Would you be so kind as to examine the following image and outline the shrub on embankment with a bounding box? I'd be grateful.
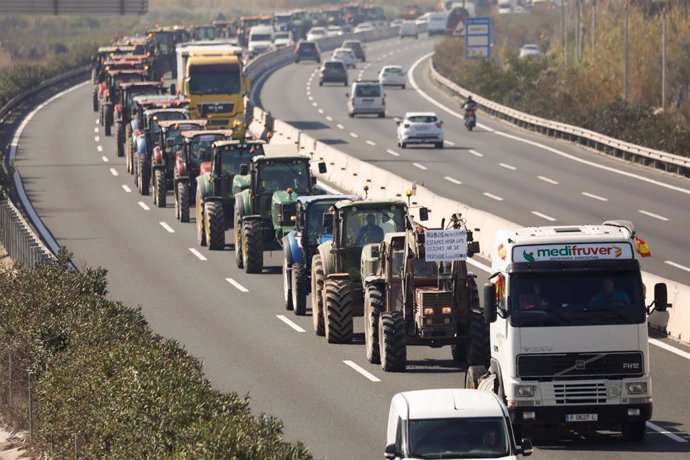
[0,251,311,459]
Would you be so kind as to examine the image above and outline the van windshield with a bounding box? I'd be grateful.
[355,85,381,97]
[251,34,272,42]
[409,417,510,459]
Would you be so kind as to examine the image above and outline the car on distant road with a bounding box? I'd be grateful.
[342,39,366,61]
[306,27,327,41]
[519,43,542,59]
[331,48,357,69]
[378,65,406,88]
[347,80,385,118]
[399,20,419,39]
[319,60,348,86]
[354,22,374,34]
[274,30,294,48]
[294,40,321,63]
[390,18,404,28]
[396,111,444,148]
[326,25,344,37]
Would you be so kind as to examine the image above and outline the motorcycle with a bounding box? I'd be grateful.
[464,108,476,131]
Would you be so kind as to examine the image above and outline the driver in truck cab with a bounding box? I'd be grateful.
[589,277,631,307]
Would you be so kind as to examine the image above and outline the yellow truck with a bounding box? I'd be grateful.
[176,42,250,133]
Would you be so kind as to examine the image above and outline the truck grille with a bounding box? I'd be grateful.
[543,383,608,405]
[517,352,643,380]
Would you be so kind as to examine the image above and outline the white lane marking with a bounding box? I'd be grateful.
[532,211,557,221]
[638,209,669,221]
[94,136,100,142]
[318,108,324,114]
[664,260,690,273]
[95,118,99,124]
[138,201,150,211]
[582,192,608,202]
[343,360,381,383]
[408,52,690,197]
[413,162,428,170]
[307,90,311,96]
[94,127,99,133]
[326,116,333,121]
[350,132,359,138]
[649,338,690,360]
[387,149,400,157]
[444,140,456,146]
[97,145,103,152]
[499,163,517,171]
[483,192,503,201]
[469,149,484,157]
[444,176,462,185]
[160,222,175,233]
[277,315,305,332]
[189,248,207,261]
[538,175,559,184]
[337,123,344,130]
[121,185,131,193]
[109,168,118,176]
[646,421,688,443]
[308,95,313,101]
[101,156,109,162]
[366,140,376,146]
[226,278,249,293]
[312,102,318,107]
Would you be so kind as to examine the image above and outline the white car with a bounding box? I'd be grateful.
[326,25,344,37]
[519,44,542,59]
[396,112,444,149]
[273,31,294,48]
[331,48,356,69]
[390,18,404,28]
[306,27,327,41]
[378,65,406,88]
[399,20,419,39]
[354,22,374,34]
[386,389,533,460]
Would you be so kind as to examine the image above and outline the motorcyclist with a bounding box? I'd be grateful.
[462,96,478,121]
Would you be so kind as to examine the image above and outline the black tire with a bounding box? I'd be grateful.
[137,156,150,196]
[622,422,646,441]
[196,189,206,246]
[378,112,385,118]
[99,103,104,126]
[242,219,263,273]
[401,84,406,89]
[318,81,323,86]
[379,311,406,372]
[465,365,487,389]
[435,142,444,149]
[234,205,243,269]
[178,182,190,223]
[364,285,384,364]
[92,87,98,112]
[125,125,133,172]
[154,170,166,207]
[467,284,491,366]
[324,278,354,344]
[292,264,308,316]
[282,243,293,311]
[104,105,113,136]
[311,254,325,336]
[115,122,124,158]
[206,201,225,250]
[344,81,348,87]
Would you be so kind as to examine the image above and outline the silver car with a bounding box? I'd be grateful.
[396,112,444,149]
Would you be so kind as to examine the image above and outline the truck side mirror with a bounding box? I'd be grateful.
[311,176,317,186]
[521,438,533,457]
[170,83,176,95]
[239,163,249,175]
[322,213,334,234]
[418,207,429,221]
[483,283,498,323]
[652,283,668,313]
[468,241,480,257]
[384,443,400,460]
[318,161,327,174]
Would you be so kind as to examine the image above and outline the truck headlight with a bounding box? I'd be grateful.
[423,307,434,315]
[441,306,452,314]
[625,382,647,395]
[515,385,535,397]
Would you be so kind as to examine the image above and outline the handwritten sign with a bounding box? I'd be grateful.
[424,230,467,262]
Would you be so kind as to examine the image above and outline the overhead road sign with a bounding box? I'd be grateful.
[0,0,148,15]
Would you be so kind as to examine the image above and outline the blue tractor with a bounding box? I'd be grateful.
[282,195,357,316]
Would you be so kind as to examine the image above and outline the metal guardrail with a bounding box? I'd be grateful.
[429,61,690,178]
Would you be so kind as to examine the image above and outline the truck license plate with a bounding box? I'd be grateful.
[566,414,598,422]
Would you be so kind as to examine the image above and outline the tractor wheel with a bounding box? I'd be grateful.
[178,182,190,223]
[104,105,113,136]
[364,285,384,364]
[282,243,293,311]
[292,264,308,316]
[125,125,133,172]
[234,206,243,269]
[99,103,104,126]
[195,189,206,246]
[379,311,406,372]
[137,157,150,196]
[205,201,225,250]
[324,278,354,344]
[311,254,325,336]
[465,365,487,390]
[154,170,166,207]
[467,284,490,366]
[92,87,98,112]
[115,122,124,158]
[242,219,263,273]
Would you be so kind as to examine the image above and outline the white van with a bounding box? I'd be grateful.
[248,25,274,57]
[399,20,419,39]
[428,12,448,36]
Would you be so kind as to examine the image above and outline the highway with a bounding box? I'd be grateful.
[10,35,690,458]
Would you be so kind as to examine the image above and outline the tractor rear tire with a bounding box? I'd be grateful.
[292,264,308,316]
[196,190,206,246]
[115,122,124,158]
[234,206,243,269]
[364,285,384,364]
[104,105,113,136]
[178,182,190,223]
[92,87,98,112]
[137,156,150,196]
[154,170,166,207]
[282,244,293,311]
[242,220,263,273]
[99,103,104,126]
[206,201,225,250]
[125,124,133,172]
[379,311,406,372]
[467,283,490,367]
[324,279,354,344]
[311,254,325,336]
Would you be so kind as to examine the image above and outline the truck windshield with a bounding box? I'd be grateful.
[509,270,645,327]
[408,417,510,459]
[257,160,310,195]
[342,206,405,247]
[189,64,241,95]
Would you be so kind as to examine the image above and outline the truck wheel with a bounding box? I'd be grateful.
[154,170,166,207]
[623,422,646,441]
[465,365,487,389]
[195,190,206,246]
[364,286,383,364]
[324,278,354,344]
[311,254,325,336]
[234,206,243,269]
[292,264,308,316]
[92,87,98,112]
[282,243,293,311]
[379,311,406,372]
[104,105,113,136]
[178,182,190,223]
[206,201,225,250]
[242,219,263,273]
[115,122,124,158]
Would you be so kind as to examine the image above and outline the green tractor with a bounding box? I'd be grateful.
[310,199,409,342]
[233,154,327,274]
[195,139,265,249]
[361,213,489,372]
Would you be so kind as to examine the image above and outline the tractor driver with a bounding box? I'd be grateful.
[356,213,384,246]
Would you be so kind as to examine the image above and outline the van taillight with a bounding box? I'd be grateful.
[351,98,355,106]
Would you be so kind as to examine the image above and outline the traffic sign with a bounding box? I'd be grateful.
[465,17,492,60]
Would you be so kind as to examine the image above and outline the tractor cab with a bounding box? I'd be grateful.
[117,81,166,123]
[101,69,149,103]
[156,119,207,161]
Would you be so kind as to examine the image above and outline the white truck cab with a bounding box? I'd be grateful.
[472,221,667,441]
[386,389,532,459]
